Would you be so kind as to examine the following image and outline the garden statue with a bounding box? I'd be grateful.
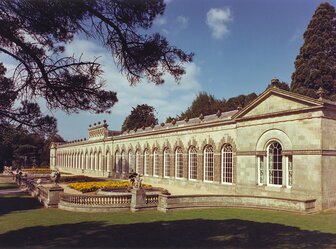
[135,174,142,189]
[128,169,138,188]
[51,169,61,185]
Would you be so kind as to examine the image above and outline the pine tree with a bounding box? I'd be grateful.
[291,2,336,99]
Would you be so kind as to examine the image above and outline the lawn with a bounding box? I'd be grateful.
[0,181,336,248]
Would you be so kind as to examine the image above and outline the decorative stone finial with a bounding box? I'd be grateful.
[142,126,145,130]
[216,110,221,118]
[185,117,189,122]
[103,120,106,123]
[160,122,165,127]
[89,124,91,127]
[151,123,155,129]
[199,113,204,120]
[316,87,326,100]
[134,127,138,132]
[98,121,101,125]
[237,105,242,111]
[94,123,96,126]
[271,77,280,87]
[172,119,176,125]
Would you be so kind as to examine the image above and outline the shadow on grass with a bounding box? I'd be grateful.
[0,219,335,248]
[0,183,17,190]
[0,194,42,215]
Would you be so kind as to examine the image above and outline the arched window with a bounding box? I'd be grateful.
[115,151,121,173]
[121,151,126,173]
[222,144,233,183]
[175,147,183,178]
[106,151,110,172]
[204,145,214,182]
[188,146,197,180]
[98,151,102,171]
[90,152,93,170]
[163,148,170,178]
[135,150,140,173]
[144,149,149,176]
[85,152,89,170]
[153,148,159,176]
[267,141,283,185]
[128,151,134,173]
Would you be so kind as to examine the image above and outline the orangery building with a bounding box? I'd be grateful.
[50,87,336,211]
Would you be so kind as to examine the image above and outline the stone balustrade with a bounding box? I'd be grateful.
[157,194,317,213]
[60,193,131,206]
[59,193,132,212]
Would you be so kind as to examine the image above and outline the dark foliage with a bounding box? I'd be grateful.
[174,91,257,121]
[291,2,336,100]
[121,104,158,132]
[0,124,64,171]
[0,0,193,131]
[267,79,290,91]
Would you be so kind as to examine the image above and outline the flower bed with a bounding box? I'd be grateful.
[22,168,52,174]
[60,175,106,183]
[68,180,152,193]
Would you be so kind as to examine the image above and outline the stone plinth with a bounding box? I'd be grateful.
[47,185,64,208]
[130,188,147,212]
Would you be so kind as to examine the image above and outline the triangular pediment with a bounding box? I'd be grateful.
[233,87,323,119]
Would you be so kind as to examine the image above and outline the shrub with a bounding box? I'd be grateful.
[68,180,151,193]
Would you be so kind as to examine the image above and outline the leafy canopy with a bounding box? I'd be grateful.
[0,0,193,133]
[168,91,258,122]
[291,2,336,99]
[121,104,158,132]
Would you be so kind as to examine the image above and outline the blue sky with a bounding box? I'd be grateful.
[3,0,336,140]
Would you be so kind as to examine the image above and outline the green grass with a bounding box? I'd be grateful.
[0,182,17,190]
[0,181,336,248]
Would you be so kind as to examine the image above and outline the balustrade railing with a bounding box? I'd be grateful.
[146,194,159,205]
[60,193,132,206]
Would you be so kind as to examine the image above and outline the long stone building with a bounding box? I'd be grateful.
[50,86,336,211]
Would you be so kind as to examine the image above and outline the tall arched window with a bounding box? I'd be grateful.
[144,149,149,176]
[90,152,93,170]
[204,145,214,182]
[106,151,110,172]
[128,151,134,172]
[267,141,283,185]
[163,148,170,178]
[153,148,159,176]
[222,144,233,183]
[188,146,197,180]
[135,150,140,173]
[94,151,98,170]
[98,151,102,171]
[115,151,121,173]
[121,151,126,173]
[175,147,183,178]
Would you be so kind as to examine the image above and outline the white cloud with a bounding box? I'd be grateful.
[154,16,167,26]
[289,29,302,42]
[177,16,189,29]
[57,38,202,138]
[206,7,233,39]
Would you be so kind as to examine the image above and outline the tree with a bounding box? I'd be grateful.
[121,104,158,132]
[177,92,222,120]
[0,0,193,132]
[0,124,64,170]
[174,91,257,121]
[291,2,336,100]
[266,79,290,91]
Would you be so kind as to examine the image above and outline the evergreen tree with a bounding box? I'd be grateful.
[0,0,193,132]
[291,2,336,99]
[121,104,158,132]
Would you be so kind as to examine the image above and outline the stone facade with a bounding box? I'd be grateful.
[50,87,336,211]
